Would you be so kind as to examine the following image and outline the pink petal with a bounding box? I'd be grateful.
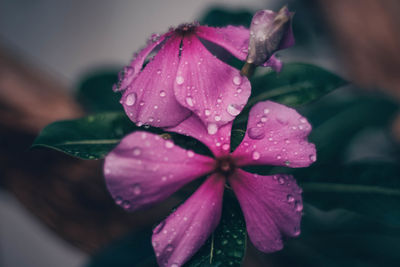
[232,101,316,168]
[167,114,233,157]
[121,35,191,127]
[174,35,251,128]
[229,169,302,253]
[116,31,172,92]
[196,25,250,61]
[104,131,215,212]
[152,174,225,267]
[262,55,283,72]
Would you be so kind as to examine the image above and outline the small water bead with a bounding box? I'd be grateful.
[159,90,166,97]
[295,201,303,212]
[187,150,195,158]
[214,115,222,121]
[278,176,285,185]
[233,75,242,85]
[285,160,291,166]
[287,194,295,203]
[161,176,167,182]
[125,93,137,106]
[166,244,174,252]
[276,154,282,160]
[293,227,301,236]
[309,154,317,162]
[115,196,123,205]
[207,123,218,135]
[217,98,222,104]
[248,127,265,140]
[263,108,270,114]
[299,117,307,123]
[132,147,141,156]
[252,151,261,160]
[260,116,268,122]
[154,105,158,109]
[227,104,241,116]
[204,109,211,116]
[139,101,145,106]
[156,69,162,75]
[165,140,174,149]
[185,97,194,107]
[222,143,230,151]
[176,76,184,85]
[132,184,142,195]
[170,264,179,267]
[237,88,242,94]
[122,200,131,209]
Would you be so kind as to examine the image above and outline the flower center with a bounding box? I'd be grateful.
[174,22,199,36]
[214,156,236,177]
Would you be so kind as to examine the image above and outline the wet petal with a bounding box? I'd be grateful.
[152,174,225,267]
[116,31,172,92]
[196,25,250,61]
[174,35,251,128]
[167,114,233,157]
[229,169,302,253]
[262,55,283,72]
[121,35,191,127]
[232,101,316,168]
[104,131,215,211]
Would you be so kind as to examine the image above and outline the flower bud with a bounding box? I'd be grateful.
[246,6,294,66]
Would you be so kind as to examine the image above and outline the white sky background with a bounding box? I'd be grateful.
[0,1,270,266]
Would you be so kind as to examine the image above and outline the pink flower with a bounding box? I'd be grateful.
[104,100,316,267]
[114,22,252,129]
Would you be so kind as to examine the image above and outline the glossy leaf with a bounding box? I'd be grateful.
[76,70,122,112]
[32,112,137,159]
[185,192,247,267]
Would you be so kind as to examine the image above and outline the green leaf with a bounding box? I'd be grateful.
[233,63,347,129]
[76,70,122,112]
[185,192,247,267]
[86,229,157,267]
[297,162,400,226]
[262,204,400,267]
[32,112,137,159]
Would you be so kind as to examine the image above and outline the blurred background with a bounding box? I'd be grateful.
[1,0,400,266]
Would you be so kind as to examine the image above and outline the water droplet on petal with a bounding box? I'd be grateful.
[285,160,291,166]
[233,75,242,85]
[165,140,174,149]
[309,154,316,162]
[263,108,270,114]
[186,97,194,107]
[252,151,260,160]
[166,244,174,252]
[156,69,162,75]
[248,127,265,140]
[125,93,137,106]
[187,150,195,158]
[227,104,241,116]
[133,147,141,156]
[115,196,123,205]
[278,176,285,185]
[299,117,307,123]
[293,227,301,236]
[204,109,211,116]
[295,201,303,212]
[222,143,230,151]
[176,76,184,85]
[214,115,221,121]
[132,184,141,195]
[122,200,131,209]
[170,263,179,267]
[159,90,166,97]
[207,123,218,135]
[287,194,295,202]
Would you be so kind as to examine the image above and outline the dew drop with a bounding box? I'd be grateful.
[227,104,241,116]
[295,201,303,212]
[293,227,301,236]
[309,154,317,162]
[176,76,184,85]
[214,115,221,121]
[233,75,242,85]
[287,194,295,203]
[204,109,211,116]
[185,97,194,107]
[207,123,218,135]
[248,127,265,140]
[165,140,174,149]
[285,160,291,166]
[263,108,270,114]
[132,147,141,156]
[299,117,307,123]
[260,116,267,122]
[170,263,179,267]
[159,90,166,97]
[166,244,174,252]
[278,176,285,185]
[153,221,165,234]
[156,69,162,75]
[132,184,141,195]
[115,196,123,205]
[252,151,261,160]
[125,93,137,106]
[122,200,131,209]
[161,176,167,182]
[222,143,230,151]
[187,150,195,158]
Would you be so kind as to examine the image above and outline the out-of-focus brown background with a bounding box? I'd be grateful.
[1,0,400,266]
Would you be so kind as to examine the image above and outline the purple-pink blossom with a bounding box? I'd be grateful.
[114,12,294,129]
[104,100,316,267]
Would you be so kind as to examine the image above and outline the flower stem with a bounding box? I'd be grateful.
[240,62,256,78]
